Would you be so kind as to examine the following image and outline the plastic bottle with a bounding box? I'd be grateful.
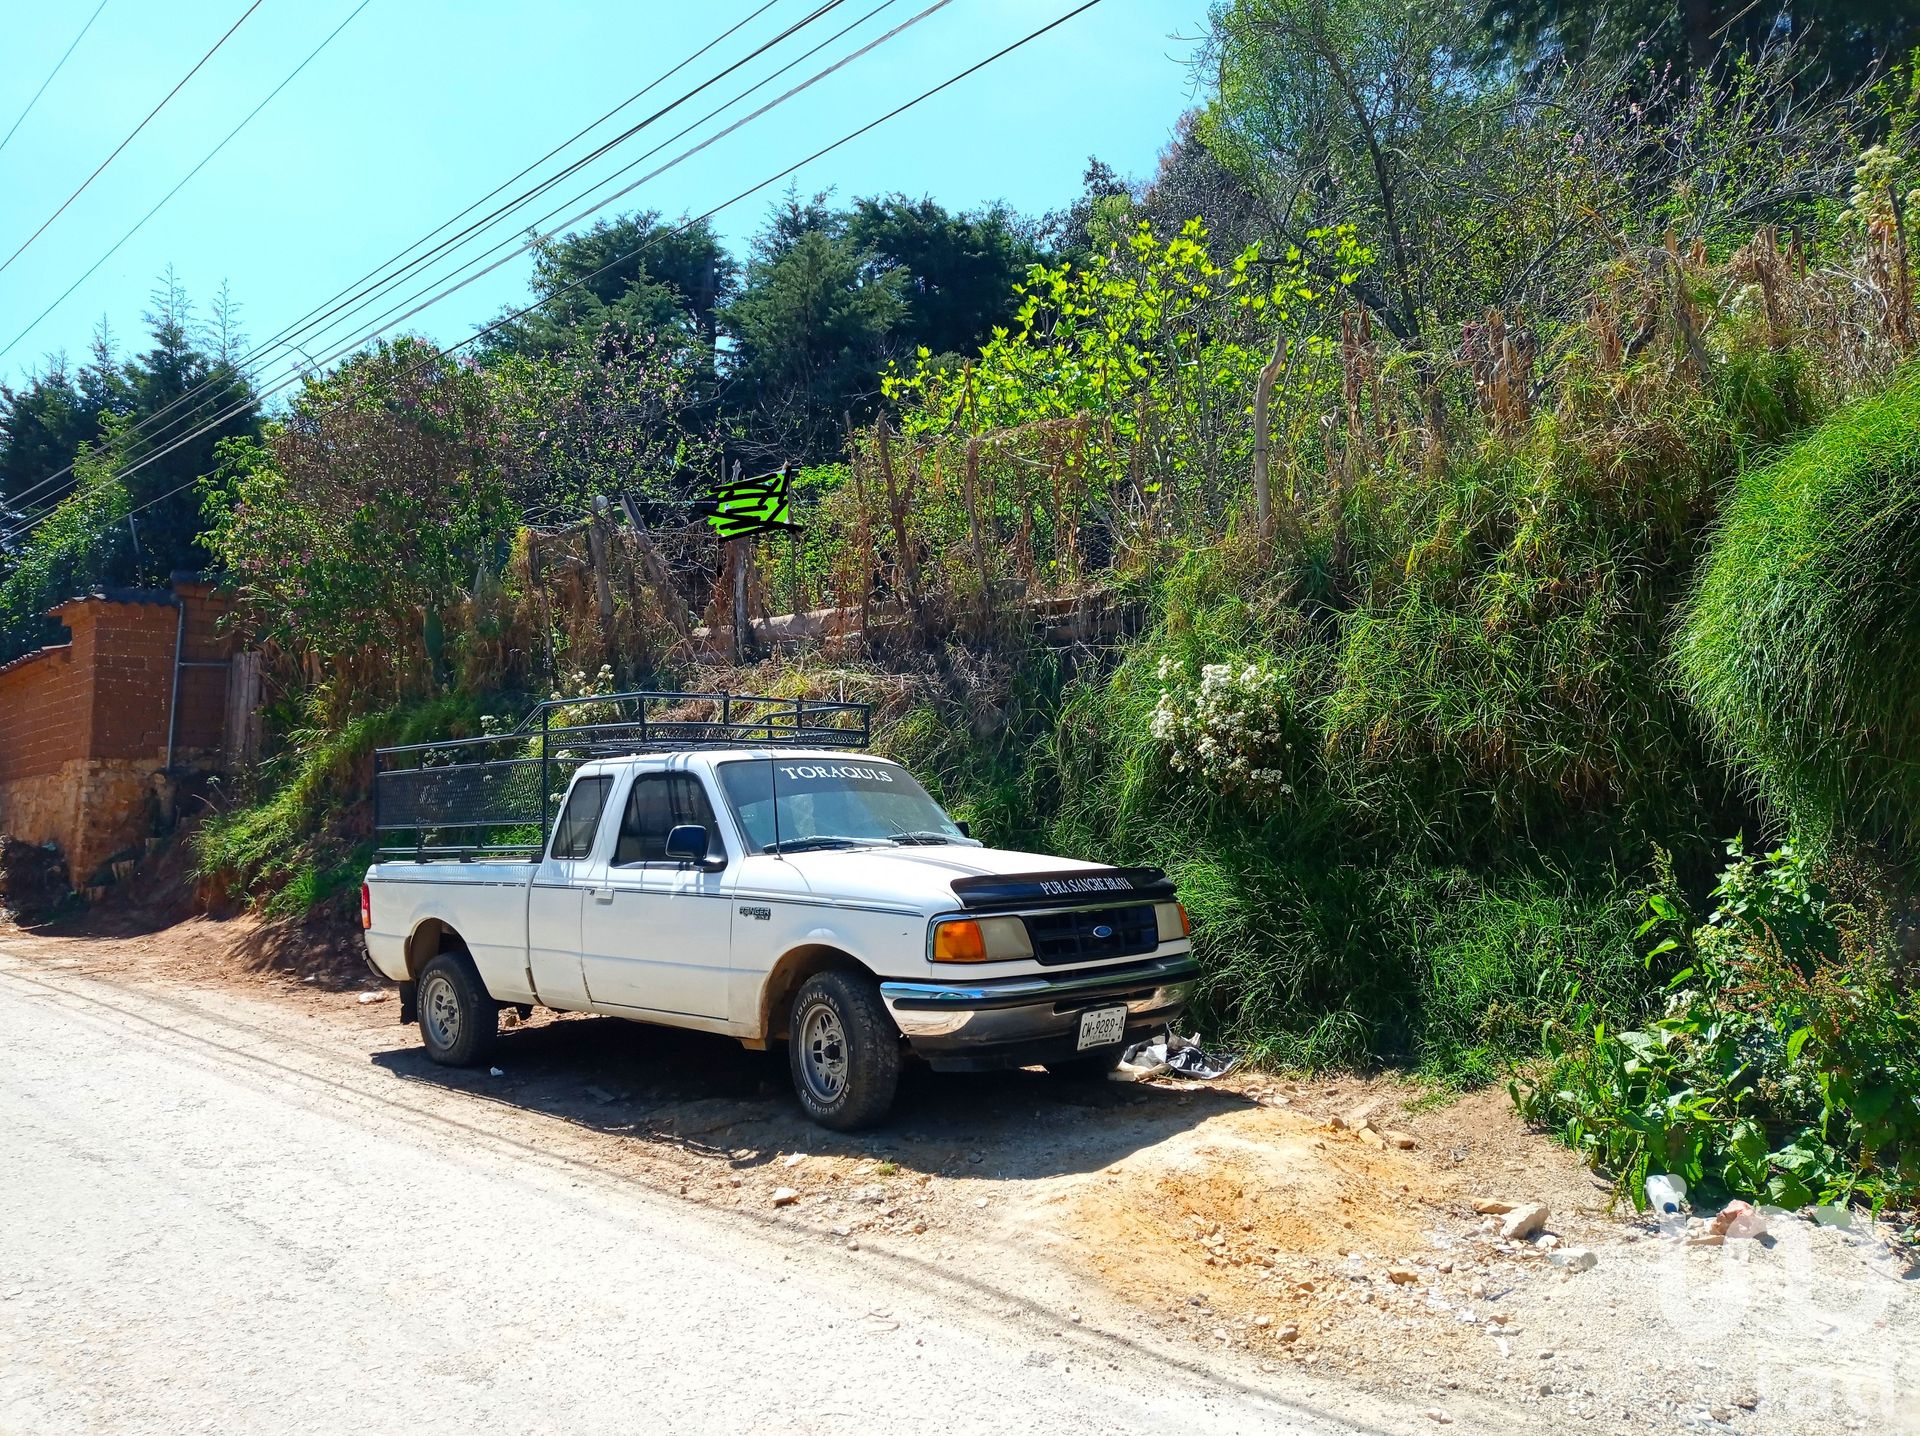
[1644,1173,1688,1214]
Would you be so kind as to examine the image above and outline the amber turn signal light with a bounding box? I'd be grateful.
[932,919,988,963]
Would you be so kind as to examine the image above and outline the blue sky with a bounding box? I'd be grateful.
[0,0,1211,393]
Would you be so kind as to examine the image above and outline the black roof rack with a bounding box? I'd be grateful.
[371,690,870,860]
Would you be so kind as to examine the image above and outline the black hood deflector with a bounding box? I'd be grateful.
[947,866,1175,912]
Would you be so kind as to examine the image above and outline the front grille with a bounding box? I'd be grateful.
[1022,904,1158,966]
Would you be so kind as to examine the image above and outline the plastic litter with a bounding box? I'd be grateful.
[1710,1200,1769,1240]
[1645,1174,1688,1215]
[1115,1031,1237,1080]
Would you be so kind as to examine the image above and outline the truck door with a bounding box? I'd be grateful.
[526,772,611,1011]
[578,768,733,1020]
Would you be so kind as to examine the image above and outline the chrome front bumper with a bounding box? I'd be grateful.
[878,952,1198,1071]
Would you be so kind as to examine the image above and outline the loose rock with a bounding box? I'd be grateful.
[1499,1203,1550,1241]
[771,1187,800,1207]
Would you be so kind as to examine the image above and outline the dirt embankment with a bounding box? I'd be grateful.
[3,907,1913,1434]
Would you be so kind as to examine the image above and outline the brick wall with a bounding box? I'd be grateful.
[0,642,89,785]
[172,580,234,757]
[0,582,242,888]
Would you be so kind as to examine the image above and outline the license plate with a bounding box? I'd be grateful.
[1076,1005,1128,1051]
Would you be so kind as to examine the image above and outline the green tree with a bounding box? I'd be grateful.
[1480,0,1918,87]
[483,212,737,360]
[1042,157,1136,263]
[722,194,907,461]
[845,194,1040,360]
[0,437,131,659]
[1201,0,1860,351]
[117,267,260,581]
[489,323,719,521]
[200,337,512,706]
[0,319,131,510]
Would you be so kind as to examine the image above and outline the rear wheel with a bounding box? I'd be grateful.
[788,971,899,1131]
[417,949,497,1068]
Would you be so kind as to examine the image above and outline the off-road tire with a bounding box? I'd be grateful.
[787,971,900,1131]
[417,949,498,1068]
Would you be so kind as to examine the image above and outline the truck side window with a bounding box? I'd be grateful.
[614,773,720,866]
[550,775,612,861]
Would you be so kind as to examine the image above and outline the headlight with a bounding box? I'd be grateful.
[930,915,1034,963]
[1155,902,1191,942]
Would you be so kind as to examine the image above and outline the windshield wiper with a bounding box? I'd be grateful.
[763,835,874,854]
[889,831,956,845]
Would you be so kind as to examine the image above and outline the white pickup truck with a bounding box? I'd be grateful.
[360,695,1196,1129]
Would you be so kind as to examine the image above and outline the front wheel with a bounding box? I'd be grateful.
[788,971,900,1131]
[417,950,497,1067]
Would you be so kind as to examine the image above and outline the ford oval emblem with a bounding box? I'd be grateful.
[1092,923,1114,939]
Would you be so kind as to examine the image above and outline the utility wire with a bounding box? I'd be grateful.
[0,0,111,155]
[92,0,923,448]
[2,0,811,515]
[10,0,1106,542]
[0,0,378,363]
[0,0,268,276]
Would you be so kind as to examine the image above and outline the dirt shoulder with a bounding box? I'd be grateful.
[3,912,1913,1433]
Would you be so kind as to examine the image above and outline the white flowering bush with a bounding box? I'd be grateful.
[1151,655,1306,798]
[548,663,619,727]
[1841,144,1916,227]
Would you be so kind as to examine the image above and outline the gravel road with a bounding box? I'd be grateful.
[0,943,1427,1436]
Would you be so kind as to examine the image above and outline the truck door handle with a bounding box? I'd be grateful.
[592,887,614,903]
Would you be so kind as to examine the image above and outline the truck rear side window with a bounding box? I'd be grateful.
[550,775,612,860]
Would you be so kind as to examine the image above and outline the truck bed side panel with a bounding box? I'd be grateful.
[368,862,536,1004]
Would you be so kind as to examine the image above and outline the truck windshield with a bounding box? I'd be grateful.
[716,759,969,854]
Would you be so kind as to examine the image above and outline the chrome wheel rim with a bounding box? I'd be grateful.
[798,1000,848,1103]
[422,972,461,1051]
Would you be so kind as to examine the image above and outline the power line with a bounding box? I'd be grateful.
[0,0,378,363]
[13,0,1107,544]
[0,0,111,155]
[6,0,875,530]
[2,0,810,515]
[117,0,929,438]
[0,0,268,276]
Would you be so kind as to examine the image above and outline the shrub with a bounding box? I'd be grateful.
[1513,840,1920,1211]
[1151,655,1313,799]
[1676,362,1920,857]
[195,694,489,913]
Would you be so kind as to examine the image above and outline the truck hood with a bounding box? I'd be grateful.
[772,845,1127,914]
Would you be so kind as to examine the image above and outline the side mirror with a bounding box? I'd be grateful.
[664,824,714,866]
[956,820,971,839]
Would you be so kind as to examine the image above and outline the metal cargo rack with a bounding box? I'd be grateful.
[371,690,871,861]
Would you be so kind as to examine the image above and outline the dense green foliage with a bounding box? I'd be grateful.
[0,272,260,647]
[1677,363,1920,856]
[195,695,490,916]
[1,0,1912,1213]
[1514,841,1920,1210]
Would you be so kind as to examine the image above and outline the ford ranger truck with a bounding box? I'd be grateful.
[362,749,1197,1129]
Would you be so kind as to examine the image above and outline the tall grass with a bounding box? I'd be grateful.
[1677,361,1920,857]
[195,693,488,914]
